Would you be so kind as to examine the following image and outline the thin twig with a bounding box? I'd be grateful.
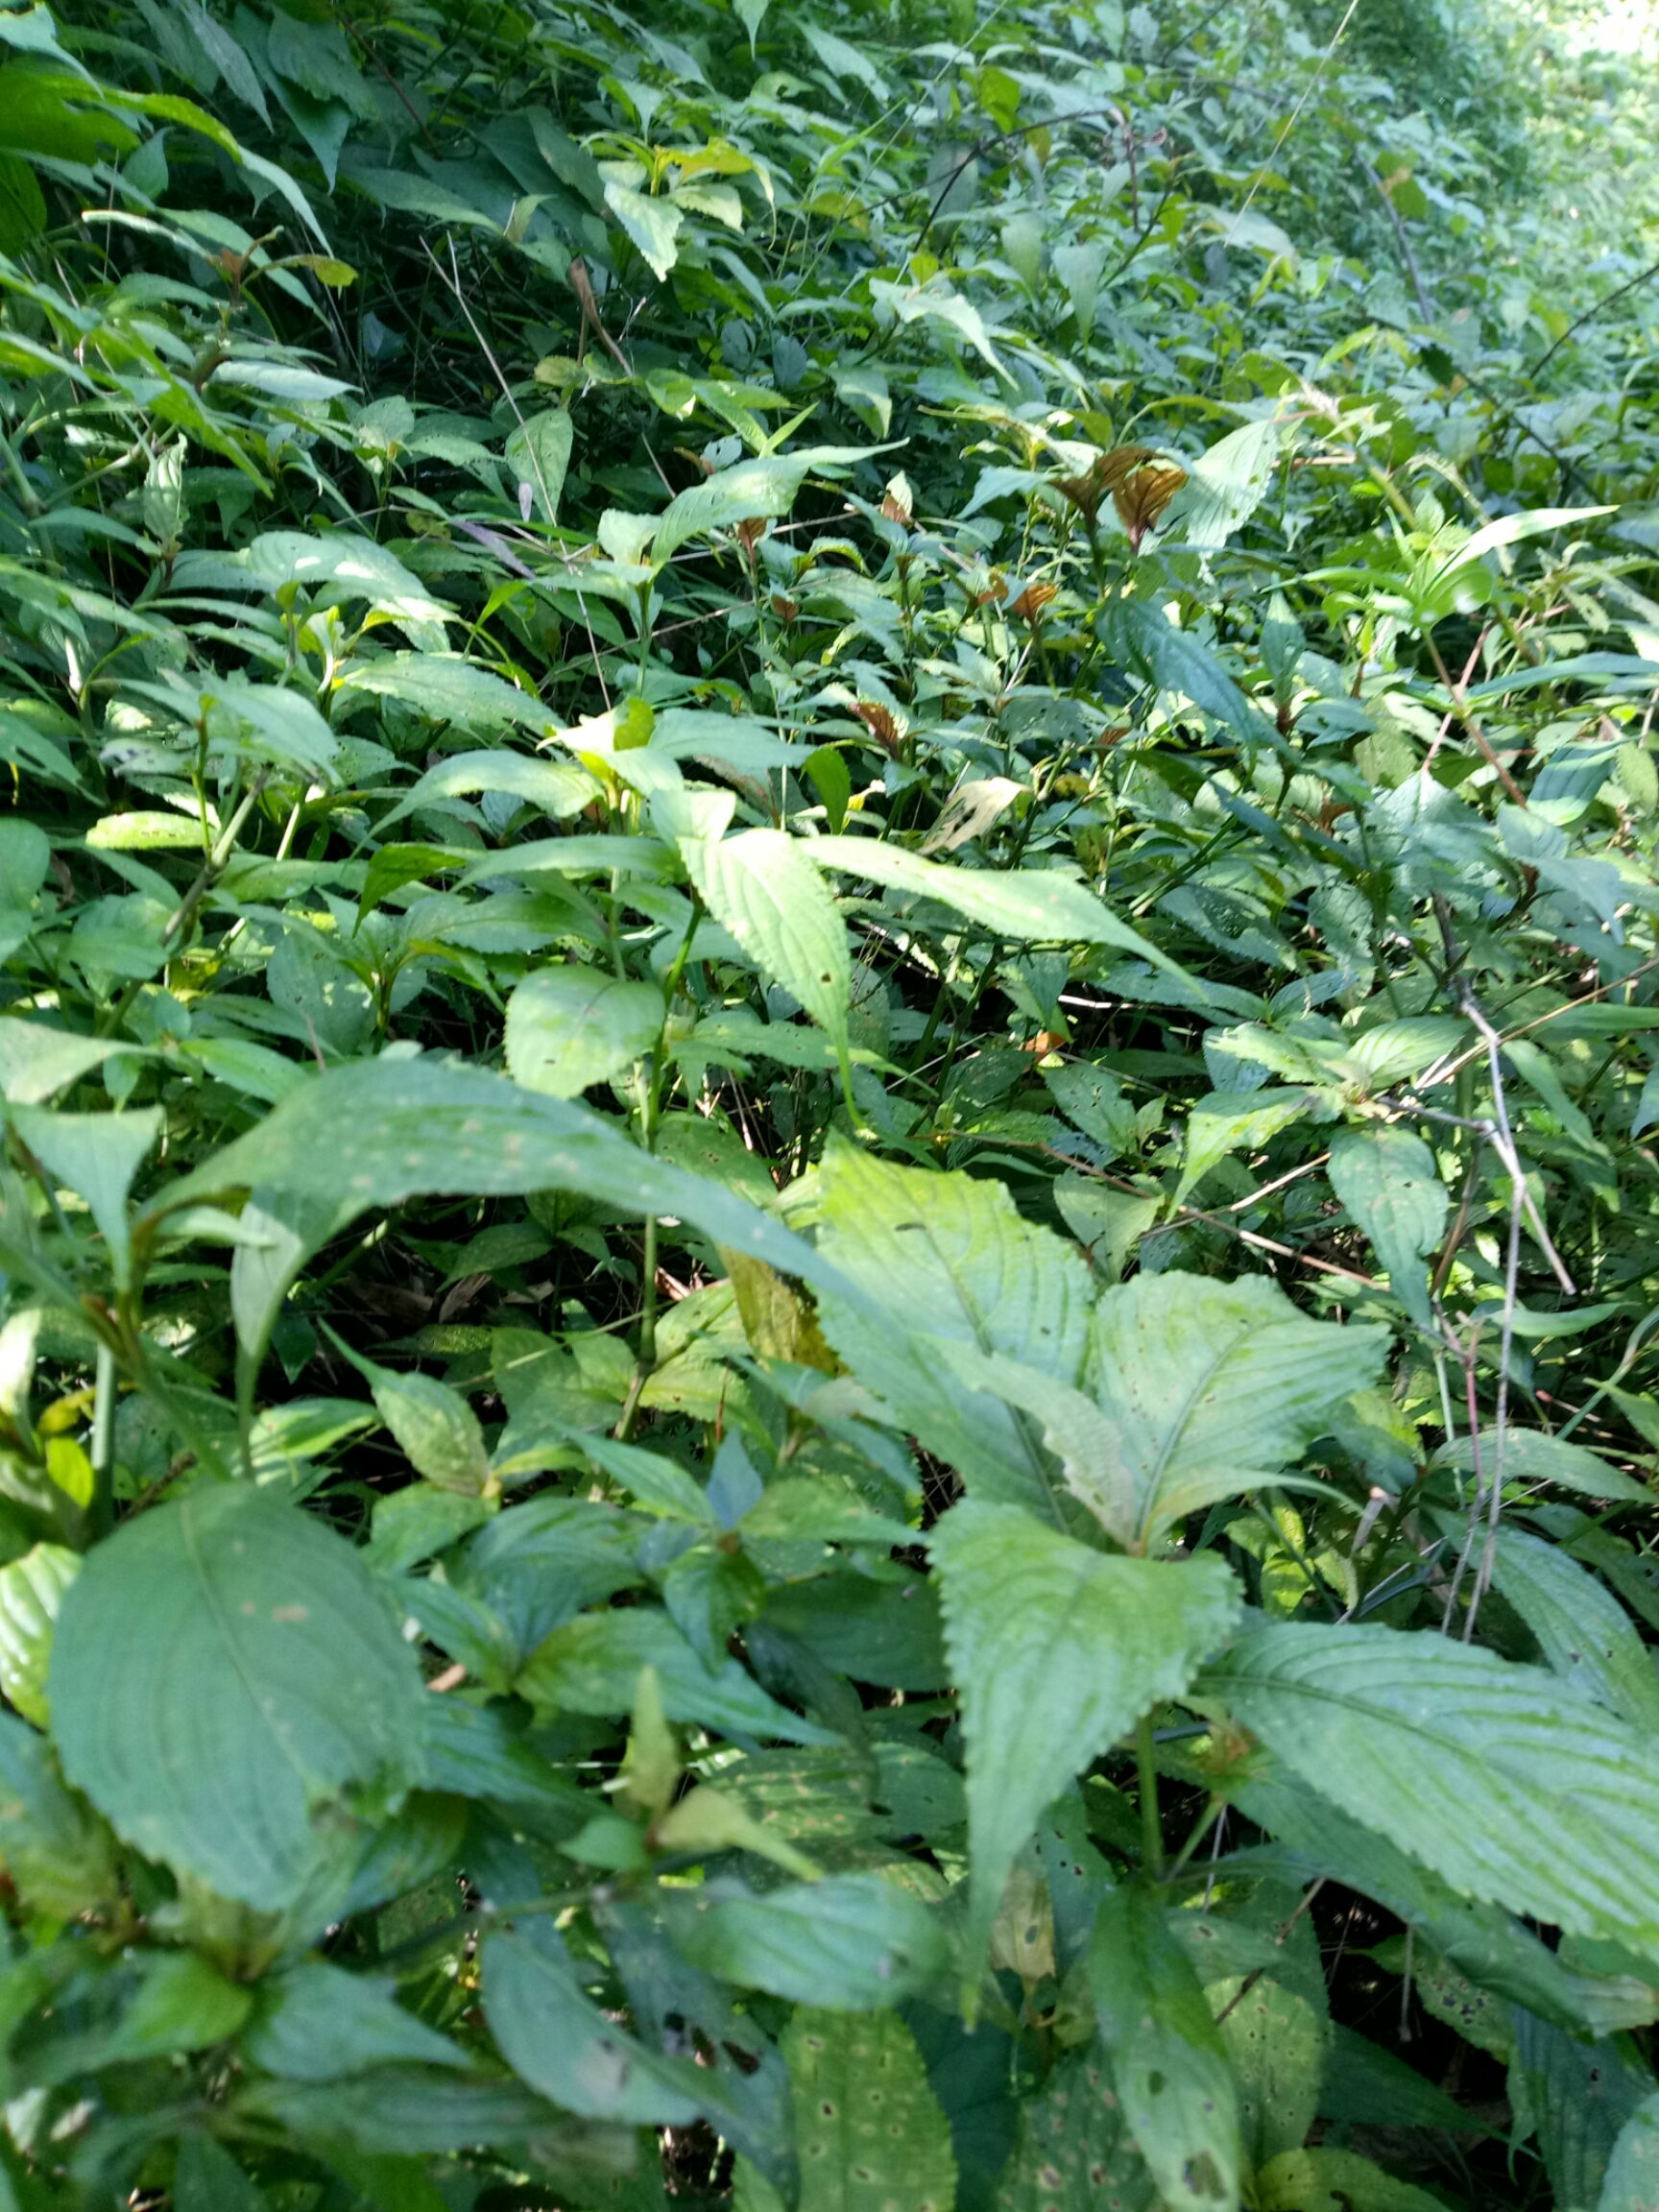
[1356,152,1431,320]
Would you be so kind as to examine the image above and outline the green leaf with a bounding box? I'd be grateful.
[1254,2149,1451,2211]
[0,1706,116,1916]
[505,967,664,1098]
[485,1921,710,2123]
[808,835,1172,969]
[994,2054,1155,2210]
[151,1055,847,1300]
[1083,1273,1389,1548]
[9,1105,161,1287]
[1176,1088,1312,1207]
[685,830,852,1070]
[246,1960,468,2079]
[517,1603,832,1744]
[929,1501,1241,1981]
[1509,2008,1654,2210]
[812,1143,1093,1520]
[1481,1521,1659,1729]
[1433,1427,1652,1504]
[504,407,572,523]
[1089,1886,1239,2210]
[1602,2089,1659,2212]
[783,2008,957,2212]
[175,2140,270,2212]
[1327,1126,1448,1329]
[1107,601,1256,738]
[0,1542,76,1726]
[1164,417,1286,551]
[376,750,596,830]
[671,1873,947,2008]
[50,1485,425,1908]
[337,656,553,737]
[604,180,683,279]
[1209,1621,1659,1963]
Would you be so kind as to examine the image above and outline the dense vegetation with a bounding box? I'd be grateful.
[3,0,1659,2203]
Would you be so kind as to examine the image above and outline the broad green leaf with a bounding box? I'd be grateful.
[235,2061,613,2158]
[1217,1956,1329,2169]
[337,656,554,737]
[1255,2149,1451,2211]
[1210,1621,1659,1962]
[1509,2008,1655,2211]
[517,1603,832,1744]
[1164,416,1286,551]
[783,2008,956,2212]
[29,1949,251,2083]
[150,1055,848,1299]
[1603,2089,1659,2211]
[486,1921,709,2123]
[246,1960,468,2079]
[372,1369,490,1497]
[1433,1427,1652,1504]
[0,1706,116,1916]
[1176,1087,1312,1206]
[1482,1521,1659,1729]
[50,1485,425,1908]
[687,832,850,1066]
[994,2054,1155,2210]
[652,453,827,564]
[377,750,596,830]
[812,1143,1092,1519]
[1327,1125,1447,1329]
[671,1873,947,2008]
[1089,1886,1239,2210]
[808,835,1171,968]
[604,180,682,278]
[175,2140,270,2212]
[504,407,572,523]
[1107,600,1256,738]
[505,967,664,1097]
[0,1541,76,1725]
[0,1024,125,1105]
[930,1500,1241,1980]
[1083,1273,1389,1548]
[10,1104,161,1287]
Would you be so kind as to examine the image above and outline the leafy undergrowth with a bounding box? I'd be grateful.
[3,0,1659,2205]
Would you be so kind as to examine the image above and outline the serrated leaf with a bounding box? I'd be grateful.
[1210,1621,1659,1963]
[1327,1125,1447,1329]
[50,1485,425,1908]
[930,1500,1241,1982]
[1083,1273,1389,1548]
[812,1143,1092,1519]
[505,967,664,1097]
[605,180,682,278]
[1090,1886,1238,2209]
[784,2008,956,2212]
[684,830,851,1069]
[1509,2008,1654,2210]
